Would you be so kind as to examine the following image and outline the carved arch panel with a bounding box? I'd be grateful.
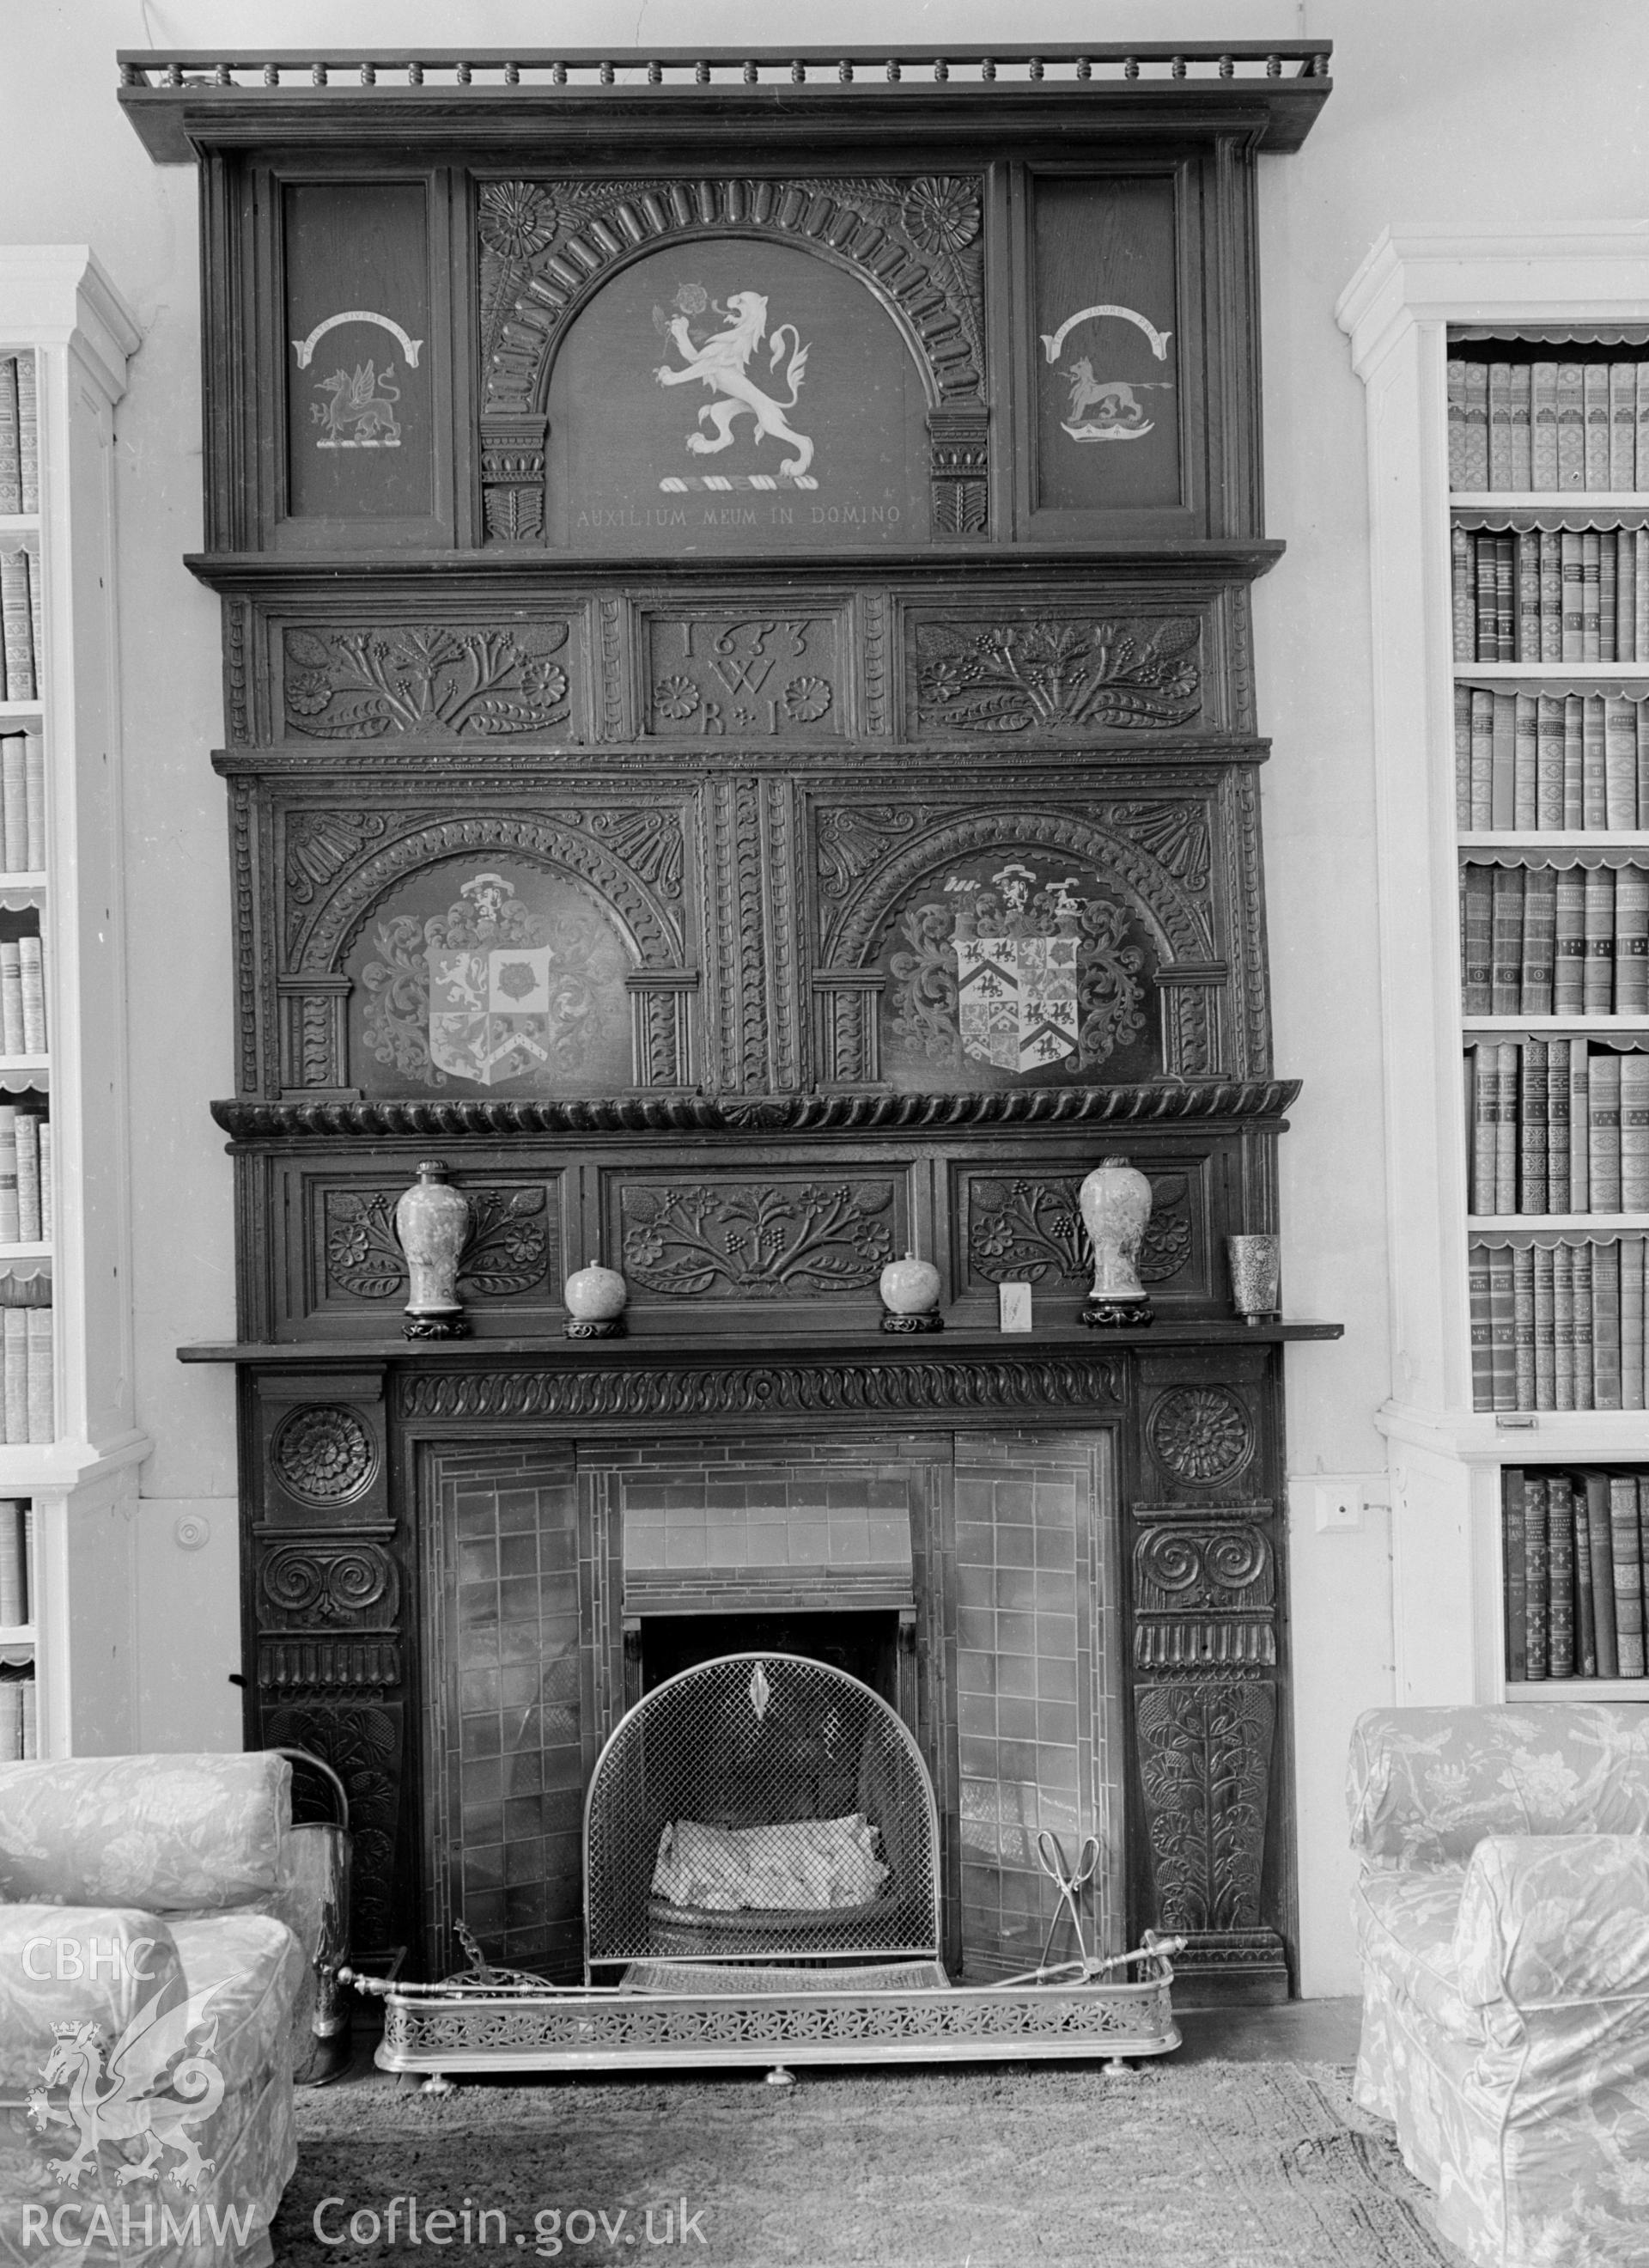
[478,174,988,544]
[271,808,697,1099]
[812,800,1230,1088]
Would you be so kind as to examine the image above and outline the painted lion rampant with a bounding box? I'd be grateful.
[655,291,814,478]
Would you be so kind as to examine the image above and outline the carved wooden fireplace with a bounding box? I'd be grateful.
[125,37,1336,2006]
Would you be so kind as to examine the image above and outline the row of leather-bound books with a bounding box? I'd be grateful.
[1470,1236,1649,1412]
[1454,692,1649,833]
[1453,528,1649,663]
[0,358,36,518]
[1502,1466,1649,1680]
[1465,1039,1649,1215]
[1448,357,1649,492]
[1461,863,1649,1015]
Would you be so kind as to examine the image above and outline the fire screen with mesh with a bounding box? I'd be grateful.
[584,1652,940,1974]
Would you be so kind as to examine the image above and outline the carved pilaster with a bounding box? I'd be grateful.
[928,406,989,535]
[479,413,547,544]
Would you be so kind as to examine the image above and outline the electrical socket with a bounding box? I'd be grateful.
[1313,1479,1365,1533]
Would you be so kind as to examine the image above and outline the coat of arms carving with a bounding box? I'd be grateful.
[887,858,1147,1077]
[359,868,628,1091]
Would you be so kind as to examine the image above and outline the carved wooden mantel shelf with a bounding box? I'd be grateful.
[180,1319,1342,1367]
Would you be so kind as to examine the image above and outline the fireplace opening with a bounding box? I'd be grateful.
[637,1610,904,1712]
[584,1650,940,1978]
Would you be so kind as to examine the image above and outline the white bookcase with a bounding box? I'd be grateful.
[1339,230,1649,1712]
[0,248,150,1755]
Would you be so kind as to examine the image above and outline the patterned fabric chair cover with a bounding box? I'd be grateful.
[0,1753,319,2268]
[1348,1703,1649,2268]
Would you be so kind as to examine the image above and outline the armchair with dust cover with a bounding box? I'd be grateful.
[0,1751,332,2268]
[1347,1702,1649,2268]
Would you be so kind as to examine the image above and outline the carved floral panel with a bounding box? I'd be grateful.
[321,1182,557,1306]
[645,613,843,738]
[965,1171,1196,1291]
[910,615,1202,736]
[617,1177,897,1301]
[283,622,575,739]
[1134,1680,1275,1934]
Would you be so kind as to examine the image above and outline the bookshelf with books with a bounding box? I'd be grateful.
[0,248,149,1756]
[1341,232,1649,1712]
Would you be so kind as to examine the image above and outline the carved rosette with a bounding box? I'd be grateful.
[1145,1386,1255,1489]
[270,1405,379,1506]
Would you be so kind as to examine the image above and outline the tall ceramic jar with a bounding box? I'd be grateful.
[1076,1155,1155,1328]
[394,1160,472,1339]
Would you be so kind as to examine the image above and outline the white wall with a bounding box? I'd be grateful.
[4,0,1646,1988]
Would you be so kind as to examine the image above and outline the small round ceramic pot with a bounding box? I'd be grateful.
[879,1253,944,1334]
[563,1263,630,1339]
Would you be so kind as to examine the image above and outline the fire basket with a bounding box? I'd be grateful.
[584,1652,940,1975]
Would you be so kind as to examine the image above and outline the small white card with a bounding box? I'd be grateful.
[999,1282,1033,1333]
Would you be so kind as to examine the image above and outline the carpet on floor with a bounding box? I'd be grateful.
[277,2057,1464,2268]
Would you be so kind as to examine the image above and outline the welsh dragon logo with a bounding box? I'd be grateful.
[27,1984,226,2192]
[654,285,815,484]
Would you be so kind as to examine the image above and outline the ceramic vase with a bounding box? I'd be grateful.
[1226,1234,1282,1324]
[563,1263,630,1339]
[394,1161,472,1340]
[879,1253,944,1334]
[1077,1155,1155,1328]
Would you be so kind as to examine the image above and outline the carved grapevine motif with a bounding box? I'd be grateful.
[271,1406,377,1505]
[1146,1387,1255,1486]
[325,1186,552,1302]
[968,1175,1193,1286]
[283,624,571,739]
[1134,1681,1275,1933]
[620,1180,895,1298]
[914,619,1201,735]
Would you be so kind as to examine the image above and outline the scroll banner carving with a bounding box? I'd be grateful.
[478,174,986,545]
[1135,1680,1275,1933]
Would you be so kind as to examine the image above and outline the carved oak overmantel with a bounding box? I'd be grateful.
[127,40,1333,2005]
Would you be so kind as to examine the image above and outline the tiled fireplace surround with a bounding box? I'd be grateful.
[420,1430,1121,1988]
